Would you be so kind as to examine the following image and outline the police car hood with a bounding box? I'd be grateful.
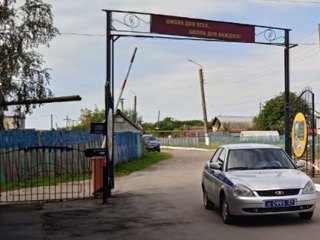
[226,169,311,190]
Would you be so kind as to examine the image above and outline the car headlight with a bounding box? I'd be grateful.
[233,184,254,197]
[302,181,316,194]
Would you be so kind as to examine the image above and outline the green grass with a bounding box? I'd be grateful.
[115,151,172,177]
[0,173,91,192]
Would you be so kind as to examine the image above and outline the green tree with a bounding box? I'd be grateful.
[141,122,155,131]
[142,117,206,137]
[221,122,230,132]
[157,117,180,130]
[71,107,144,131]
[142,118,206,132]
[122,108,143,124]
[254,92,310,134]
[181,119,204,128]
[0,0,59,128]
[71,107,105,130]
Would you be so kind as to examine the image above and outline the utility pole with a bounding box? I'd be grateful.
[318,24,320,46]
[120,98,124,112]
[188,59,210,145]
[259,102,262,113]
[199,68,209,145]
[63,116,70,129]
[156,110,160,130]
[133,95,137,124]
[50,114,53,130]
[130,89,137,124]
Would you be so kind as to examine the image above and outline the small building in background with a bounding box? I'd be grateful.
[113,109,144,164]
[114,109,143,133]
[211,116,254,135]
[3,115,26,130]
[180,126,206,138]
[240,130,280,142]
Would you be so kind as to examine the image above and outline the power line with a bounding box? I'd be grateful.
[261,0,320,3]
[61,32,105,37]
[59,29,320,107]
[204,74,320,109]
[299,43,319,45]
[292,77,320,92]
[59,31,319,45]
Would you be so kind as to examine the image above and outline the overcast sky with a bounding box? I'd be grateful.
[18,0,320,130]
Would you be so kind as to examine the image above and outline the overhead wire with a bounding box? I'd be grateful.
[205,30,319,86]
[59,26,320,112]
[60,32,105,37]
[260,0,320,4]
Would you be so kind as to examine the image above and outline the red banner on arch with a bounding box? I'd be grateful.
[150,15,255,43]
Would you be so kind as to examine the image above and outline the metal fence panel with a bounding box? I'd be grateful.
[0,146,93,203]
[0,130,142,203]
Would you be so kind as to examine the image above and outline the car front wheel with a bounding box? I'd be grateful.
[221,195,234,224]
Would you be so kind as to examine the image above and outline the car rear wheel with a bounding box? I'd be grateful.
[221,195,234,224]
[203,189,214,210]
[299,211,314,220]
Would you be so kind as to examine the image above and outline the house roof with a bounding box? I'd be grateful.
[114,109,143,132]
[212,116,254,124]
[211,115,254,133]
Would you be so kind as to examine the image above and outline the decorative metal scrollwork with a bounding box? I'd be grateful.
[124,14,140,29]
[112,13,149,31]
[255,28,283,43]
[264,29,276,42]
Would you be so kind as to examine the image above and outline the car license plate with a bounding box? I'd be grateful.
[265,199,296,208]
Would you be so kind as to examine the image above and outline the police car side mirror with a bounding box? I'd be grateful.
[295,159,306,169]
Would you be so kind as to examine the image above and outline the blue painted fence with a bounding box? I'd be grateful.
[0,130,39,148]
[114,132,143,164]
[0,130,142,164]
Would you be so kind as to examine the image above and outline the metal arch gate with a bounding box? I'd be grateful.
[103,10,297,203]
[291,88,320,178]
[0,146,93,203]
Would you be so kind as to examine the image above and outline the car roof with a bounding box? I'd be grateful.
[220,143,282,150]
[143,135,156,138]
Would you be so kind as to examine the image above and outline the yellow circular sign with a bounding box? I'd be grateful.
[292,112,307,157]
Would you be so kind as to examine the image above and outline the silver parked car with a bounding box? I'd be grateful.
[143,135,161,152]
[202,144,317,224]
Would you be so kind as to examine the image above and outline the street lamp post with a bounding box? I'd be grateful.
[188,59,210,145]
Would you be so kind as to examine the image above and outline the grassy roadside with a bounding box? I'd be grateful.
[0,173,91,192]
[115,151,172,177]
